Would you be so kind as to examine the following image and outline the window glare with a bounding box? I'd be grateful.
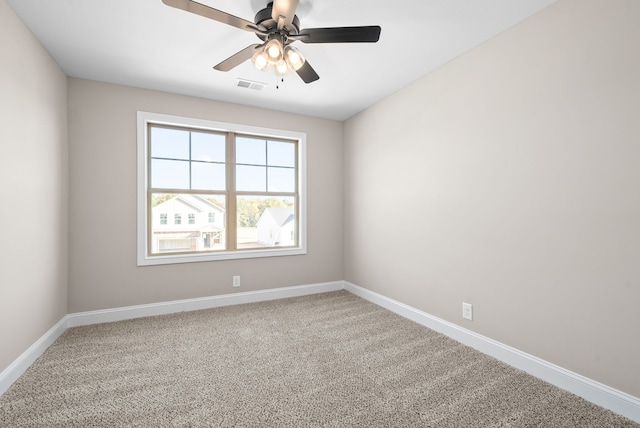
[236,165,267,191]
[191,132,225,162]
[268,167,295,192]
[236,137,266,165]
[192,162,226,191]
[151,159,190,189]
[267,141,295,167]
[151,127,189,160]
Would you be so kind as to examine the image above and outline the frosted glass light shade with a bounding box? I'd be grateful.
[276,59,288,74]
[264,39,284,64]
[284,46,305,71]
[252,50,269,71]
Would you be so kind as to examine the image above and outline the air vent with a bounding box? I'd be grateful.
[236,79,266,90]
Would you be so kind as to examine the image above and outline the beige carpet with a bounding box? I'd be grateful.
[0,291,637,427]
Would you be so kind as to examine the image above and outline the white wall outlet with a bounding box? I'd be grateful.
[232,276,241,288]
[462,302,473,320]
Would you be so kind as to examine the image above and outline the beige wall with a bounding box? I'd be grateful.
[67,79,343,312]
[0,0,68,373]
[3,0,638,403]
[344,0,640,398]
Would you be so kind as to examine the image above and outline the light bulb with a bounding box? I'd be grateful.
[284,46,305,71]
[252,50,269,71]
[276,59,288,74]
[264,38,283,64]
[268,44,281,59]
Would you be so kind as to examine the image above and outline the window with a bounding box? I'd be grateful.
[137,111,306,265]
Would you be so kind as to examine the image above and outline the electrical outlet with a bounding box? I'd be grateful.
[462,302,473,320]
[232,276,241,288]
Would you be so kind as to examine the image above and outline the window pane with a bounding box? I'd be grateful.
[192,132,225,162]
[268,141,295,167]
[150,193,226,254]
[236,165,266,191]
[236,196,295,249]
[150,127,189,160]
[151,159,190,189]
[236,137,266,165]
[191,162,225,191]
[268,167,295,192]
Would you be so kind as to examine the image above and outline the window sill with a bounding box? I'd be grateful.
[137,246,307,266]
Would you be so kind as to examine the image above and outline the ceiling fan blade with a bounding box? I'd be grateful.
[162,0,256,33]
[297,26,381,43]
[213,44,262,72]
[296,61,319,84]
[271,0,299,30]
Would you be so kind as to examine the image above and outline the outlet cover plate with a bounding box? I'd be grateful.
[462,302,473,320]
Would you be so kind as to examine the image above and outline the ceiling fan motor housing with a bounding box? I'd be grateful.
[254,2,300,42]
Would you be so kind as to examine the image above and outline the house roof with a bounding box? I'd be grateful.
[261,207,295,227]
[153,195,225,213]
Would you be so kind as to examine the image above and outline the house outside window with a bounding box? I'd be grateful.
[137,111,307,265]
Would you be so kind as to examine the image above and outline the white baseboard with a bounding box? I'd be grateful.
[343,281,640,424]
[66,281,344,328]
[3,280,638,424]
[0,281,342,396]
[0,316,69,396]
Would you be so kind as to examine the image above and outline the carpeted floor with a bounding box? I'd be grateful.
[0,291,637,427]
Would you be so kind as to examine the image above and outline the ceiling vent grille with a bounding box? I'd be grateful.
[236,79,265,90]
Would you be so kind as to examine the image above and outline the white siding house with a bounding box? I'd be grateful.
[151,195,225,253]
[256,207,295,247]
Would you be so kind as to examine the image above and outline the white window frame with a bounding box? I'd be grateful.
[137,111,307,266]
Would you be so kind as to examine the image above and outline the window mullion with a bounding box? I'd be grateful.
[265,139,269,192]
[226,132,237,250]
[188,131,192,190]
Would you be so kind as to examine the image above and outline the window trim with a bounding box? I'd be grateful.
[137,111,307,266]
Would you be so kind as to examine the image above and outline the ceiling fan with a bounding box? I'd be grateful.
[162,0,382,83]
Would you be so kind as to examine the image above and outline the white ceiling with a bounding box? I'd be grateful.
[7,0,556,121]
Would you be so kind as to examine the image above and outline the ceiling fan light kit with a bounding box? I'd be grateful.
[162,0,381,84]
[251,36,306,75]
